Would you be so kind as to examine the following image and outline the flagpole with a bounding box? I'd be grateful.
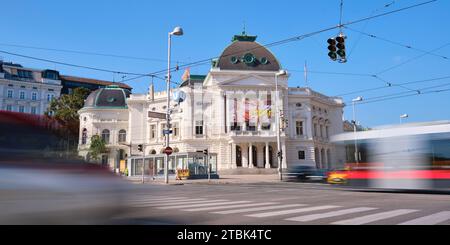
[304,60,309,88]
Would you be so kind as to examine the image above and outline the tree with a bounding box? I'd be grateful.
[89,135,106,161]
[45,87,91,136]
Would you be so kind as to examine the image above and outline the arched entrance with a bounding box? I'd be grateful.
[236,145,242,167]
[263,146,274,168]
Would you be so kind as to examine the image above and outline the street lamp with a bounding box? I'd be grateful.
[352,96,363,165]
[400,114,409,124]
[165,26,183,184]
[275,70,287,181]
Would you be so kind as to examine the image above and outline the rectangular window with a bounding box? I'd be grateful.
[298,151,306,160]
[32,92,37,101]
[320,125,324,137]
[18,70,33,79]
[195,121,203,135]
[314,124,318,137]
[19,105,25,113]
[20,91,25,100]
[7,90,13,98]
[296,121,304,136]
[326,126,329,138]
[6,105,12,111]
[150,125,156,139]
[31,107,37,114]
[47,94,54,102]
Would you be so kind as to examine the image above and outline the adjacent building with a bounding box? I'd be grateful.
[0,61,62,115]
[78,33,346,177]
[0,61,132,115]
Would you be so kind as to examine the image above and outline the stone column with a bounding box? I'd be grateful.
[282,142,287,169]
[265,142,271,169]
[249,143,254,168]
[242,143,249,168]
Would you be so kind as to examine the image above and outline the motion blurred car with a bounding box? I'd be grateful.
[327,169,348,184]
[284,165,328,182]
[0,161,132,225]
[0,110,132,224]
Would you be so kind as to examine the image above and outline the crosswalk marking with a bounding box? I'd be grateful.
[285,207,378,222]
[130,198,205,205]
[182,202,278,212]
[246,205,340,218]
[332,209,419,225]
[211,204,307,215]
[129,197,187,202]
[398,211,450,225]
[157,201,252,210]
[132,199,229,208]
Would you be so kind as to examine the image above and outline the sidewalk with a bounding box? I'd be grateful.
[126,174,280,185]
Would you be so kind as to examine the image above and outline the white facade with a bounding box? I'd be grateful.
[78,34,346,175]
[0,63,62,115]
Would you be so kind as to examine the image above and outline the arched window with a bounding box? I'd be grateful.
[150,149,157,155]
[81,128,87,145]
[101,129,110,144]
[118,129,126,143]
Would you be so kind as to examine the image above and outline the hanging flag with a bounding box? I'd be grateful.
[181,68,190,81]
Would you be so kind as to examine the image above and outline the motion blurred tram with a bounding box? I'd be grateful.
[331,121,450,191]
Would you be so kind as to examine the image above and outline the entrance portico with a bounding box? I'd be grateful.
[231,137,280,169]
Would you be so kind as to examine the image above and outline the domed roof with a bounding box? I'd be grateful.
[84,85,130,109]
[215,33,281,71]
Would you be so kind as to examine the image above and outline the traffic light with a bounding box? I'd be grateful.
[203,149,208,155]
[336,34,347,63]
[138,144,143,152]
[327,38,337,61]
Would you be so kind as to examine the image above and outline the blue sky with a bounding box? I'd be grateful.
[1,0,449,127]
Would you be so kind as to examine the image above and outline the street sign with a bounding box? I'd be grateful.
[163,146,173,155]
[148,111,167,119]
[163,129,173,135]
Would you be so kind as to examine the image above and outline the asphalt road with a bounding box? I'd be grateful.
[112,182,450,225]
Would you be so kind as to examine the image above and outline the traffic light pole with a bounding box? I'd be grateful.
[207,148,210,183]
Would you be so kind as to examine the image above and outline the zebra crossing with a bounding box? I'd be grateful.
[126,195,450,225]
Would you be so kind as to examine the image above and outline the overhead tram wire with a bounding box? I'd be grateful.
[120,0,438,84]
[335,74,450,97]
[376,42,450,75]
[347,0,398,59]
[344,27,449,61]
[353,87,450,106]
[0,43,189,64]
[0,49,179,85]
[345,81,450,104]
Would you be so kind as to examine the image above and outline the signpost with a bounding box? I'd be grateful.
[148,111,167,119]
[163,146,173,156]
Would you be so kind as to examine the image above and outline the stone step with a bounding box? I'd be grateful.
[218,168,278,175]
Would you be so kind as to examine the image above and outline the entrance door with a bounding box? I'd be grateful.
[236,146,242,167]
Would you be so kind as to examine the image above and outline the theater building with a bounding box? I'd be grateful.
[78,33,346,177]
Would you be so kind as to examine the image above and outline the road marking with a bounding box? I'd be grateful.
[211,204,307,214]
[129,197,187,202]
[132,199,228,208]
[182,202,278,212]
[332,209,419,225]
[246,205,340,218]
[130,198,204,205]
[285,207,378,222]
[157,201,252,210]
[398,211,450,225]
